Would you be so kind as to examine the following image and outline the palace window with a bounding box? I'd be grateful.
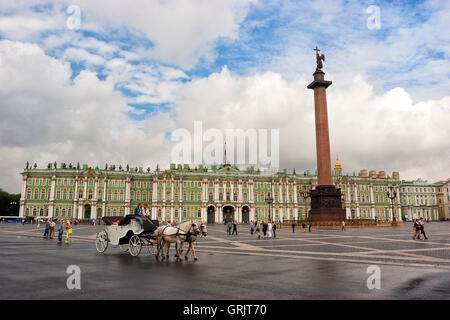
[79,189,83,199]
[41,190,45,200]
[63,190,67,200]
[54,208,58,216]
[68,208,72,217]
[226,181,230,188]
[197,209,201,218]
[219,182,223,187]
[56,190,60,200]
[219,193,223,201]
[226,192,230,201]
[183,192,186,201]
[243,193,248,202]
[233,192,238,201]
[209,181,213,187]
[107,190,112,201]
[190,191,194,201]
[27,189,31,200]
[208,192,213,202]
[243,182,247,188]
[88,190,93,200]
[98,190,102,200]
[120,190,124,201]
[175,192,179,201]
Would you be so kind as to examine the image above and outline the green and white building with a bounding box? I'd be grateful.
[18,158,416,223]
[400,179,438,221]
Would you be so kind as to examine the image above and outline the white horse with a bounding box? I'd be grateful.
[178,221,207,261]
[154,220,205,261]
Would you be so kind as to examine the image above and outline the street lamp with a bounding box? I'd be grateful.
[387,185,397,226]
[301,190,310,221]
[266,191,273,222]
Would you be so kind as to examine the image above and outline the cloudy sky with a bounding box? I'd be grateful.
[0,0,449,193]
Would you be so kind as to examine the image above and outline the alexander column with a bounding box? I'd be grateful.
[307,47,346,222]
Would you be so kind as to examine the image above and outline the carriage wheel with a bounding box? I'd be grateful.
[129,235,142,256]
[95,230,108,253]
[119,244,129,252]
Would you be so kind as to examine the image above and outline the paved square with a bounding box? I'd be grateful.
[1,222,449,299]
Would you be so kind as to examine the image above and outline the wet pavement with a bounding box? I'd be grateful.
[0,222,449,299]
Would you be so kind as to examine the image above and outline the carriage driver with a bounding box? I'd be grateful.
[134,203,145,228]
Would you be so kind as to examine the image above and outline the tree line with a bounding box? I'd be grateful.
[0,189,20,216]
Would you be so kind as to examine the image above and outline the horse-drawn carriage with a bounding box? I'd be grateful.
[95,215,159,256]
[95,216,208,261]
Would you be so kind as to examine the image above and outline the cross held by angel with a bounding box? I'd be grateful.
[314,46,325,70]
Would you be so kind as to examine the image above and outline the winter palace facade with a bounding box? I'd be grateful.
[18,160,440,223]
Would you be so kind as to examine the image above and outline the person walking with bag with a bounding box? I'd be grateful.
[273,222,277,238]
[256,221,261,239]
[419,217,428,240]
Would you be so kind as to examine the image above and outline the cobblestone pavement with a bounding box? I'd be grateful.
[1,221,449,299]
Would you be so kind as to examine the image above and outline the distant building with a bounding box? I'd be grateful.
[400,179,438,221]
[435,179,450,221]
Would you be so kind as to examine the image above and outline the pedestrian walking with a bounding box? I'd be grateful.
[43,219,50,238]
[232,220,238,235]
[227,221,232,235]
[250,221,254,235]
[65,220,72,244]
[58,221,64,242]
[262,221,268,238]
[302,223,306,232]
[413,219,421,240]
[268,221,273,238]
[292,222,296,233]
[308,223,312,232]
[49,219,56,239]
[419,217,428,240]
[256,221,261,239]
[37,218,41,229]
[341,220,346,231]
[273,222,277,238]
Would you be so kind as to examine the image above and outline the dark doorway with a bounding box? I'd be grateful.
[84,205,91,219]
[223,206,234,223]
[207,206,215,224]
[242,206,250,223]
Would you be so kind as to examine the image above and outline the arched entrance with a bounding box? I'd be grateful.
[84,204,91,219]
[207,205,216,224]
[223,205,234,223]
[242,205,250,223]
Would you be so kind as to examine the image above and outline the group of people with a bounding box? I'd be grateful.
[39,218,72,243]
[249,220,277,239]
[413,217,428,240]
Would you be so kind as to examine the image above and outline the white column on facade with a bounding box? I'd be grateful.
[170,206,174,222]
[171,180,174,203]
[125,178,131,215]
[201,206,207,223]
[78,203,83,219]
[218,206,222,223]
[163,179,166,202]
[162,206,166,221]
[48,176,56,218]
[238,180,243,202]
[19,176,27,217]
[83,178,87,199]
[94,177,98,200]
[370,183,375,219]
[202,180,207,202]
[236,206,241,223]
[250,206,255,222]
[152,178,157,218]
[214,181,219,201]
[249,180,254,202]
[346,183,352,219]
